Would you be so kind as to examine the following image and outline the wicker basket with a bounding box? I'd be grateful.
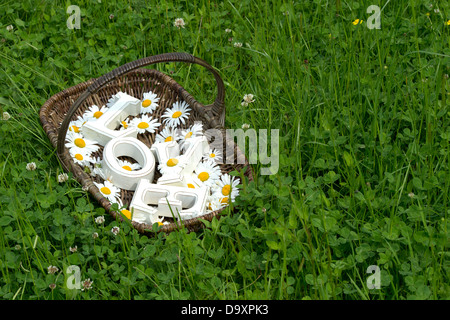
[39,52,253,235]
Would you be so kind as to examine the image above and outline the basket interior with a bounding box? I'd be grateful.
[42,68,252,234]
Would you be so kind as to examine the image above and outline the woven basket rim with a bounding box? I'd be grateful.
[40,67,253,236]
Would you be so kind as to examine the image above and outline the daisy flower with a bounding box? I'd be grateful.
[206,194,226,212]
[194,160,221,187]
[154,126,180,144]
[158,155,187,175]
[65,131,100,155]
[89,156,106,179]
[117,159,141,172]
[118,118,130,131]
[203,148,223,163]
[120,209,132,220]
[178,123,203,150]
[161,101,190,127]
[94,180,121,203]
[140,91,160,114]
[84,104,109,121]
[212,173,240,203]
[130,114,161,134]
[184,173,200,189]
[68,114,90,133]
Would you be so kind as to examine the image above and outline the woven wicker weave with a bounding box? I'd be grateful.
[39,53,253,235]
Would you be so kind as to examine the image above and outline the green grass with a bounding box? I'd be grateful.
[0,0,449,300]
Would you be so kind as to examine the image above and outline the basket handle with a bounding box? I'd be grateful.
[57,52,225,160]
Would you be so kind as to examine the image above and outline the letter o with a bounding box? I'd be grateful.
[102,137,155,191]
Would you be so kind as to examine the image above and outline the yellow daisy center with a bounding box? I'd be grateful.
[164,136,173,142]
[121,209,132,219]
[166,158,179,167]
[93,111,103,119]
[137,122,149,129]
[220,197,229,204]
[172,111,182,118]
[74,153,84,161]
[100,187,111,195]
[122,165,132,171]
[121,121,128,129]
[185,131,193,139]
[187,183,195,189]
[142,99,152,108]
[70,125,80,133]
[198,172,209,182]
[222,185,231,196]
[210,153,216,158]
[74,138,86,148]
[157,221,164,226]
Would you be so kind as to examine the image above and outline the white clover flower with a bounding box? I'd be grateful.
[111,226,120,235]
[26,162,36,171]
[69,245,77,253]
[225,28,232,33]
[174,18,186,29]
[81,278,93,291]
[243,94,255,104]
[47,265,59,274]
[58,173,69,183]
[233,42,243,48]
[95,216,105,224]
[2,111,11,121]
[241,123,250,129]
[6,25,13,31]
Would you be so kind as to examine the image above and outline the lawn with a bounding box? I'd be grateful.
[0,0,449,300]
